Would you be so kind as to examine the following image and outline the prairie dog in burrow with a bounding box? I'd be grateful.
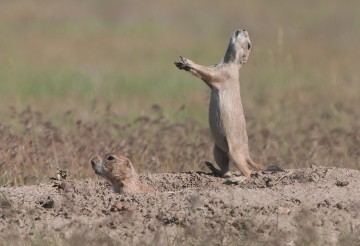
[91,152,153,193]
[175,29,282,183]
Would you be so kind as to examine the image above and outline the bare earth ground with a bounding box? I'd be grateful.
[1,167,359,245]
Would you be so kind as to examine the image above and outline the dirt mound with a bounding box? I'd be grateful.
[1,167,359,245]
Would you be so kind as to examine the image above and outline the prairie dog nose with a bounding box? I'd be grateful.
[91,156,101,167]
[235,29,248,37]
[241,29,248,36]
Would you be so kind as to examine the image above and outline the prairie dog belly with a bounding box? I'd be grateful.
[209,89,228,152]
[209,87,248,153]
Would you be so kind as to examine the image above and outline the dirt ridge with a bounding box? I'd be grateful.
[1,167,359,245]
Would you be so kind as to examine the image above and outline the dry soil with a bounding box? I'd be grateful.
[1,166,360,245]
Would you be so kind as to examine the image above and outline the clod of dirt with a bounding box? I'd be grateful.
[0,196,12,208]
[335,180,349,187]
[39,197,54,209]
[336,203,344,209]
[110,201,133,212]
[52,180,67,191]
[278,207,291,214]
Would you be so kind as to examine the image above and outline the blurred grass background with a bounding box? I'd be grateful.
[1,0,360,185]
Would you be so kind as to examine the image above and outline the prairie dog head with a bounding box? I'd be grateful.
[223,29,252,65]
[91,152,137,184]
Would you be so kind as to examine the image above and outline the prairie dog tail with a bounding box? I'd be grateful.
[246,159,284,172]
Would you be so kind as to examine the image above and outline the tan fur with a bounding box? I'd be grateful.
[175,29,265,181]
[91,152,153,194]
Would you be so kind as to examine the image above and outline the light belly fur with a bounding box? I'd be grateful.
[209,88,229,152]
[209,87,248,154]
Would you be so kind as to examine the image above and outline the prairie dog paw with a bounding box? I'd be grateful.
[174,56,193,71]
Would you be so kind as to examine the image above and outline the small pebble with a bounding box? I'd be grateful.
[336,203,344,209]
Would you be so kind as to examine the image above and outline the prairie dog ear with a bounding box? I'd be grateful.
[123,158,132,168]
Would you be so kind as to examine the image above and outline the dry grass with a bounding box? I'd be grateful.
[1,101,360,187]
[0,104,211,186]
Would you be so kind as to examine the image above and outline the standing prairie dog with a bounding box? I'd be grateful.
[175,29,281,182]
[91,152,153,193]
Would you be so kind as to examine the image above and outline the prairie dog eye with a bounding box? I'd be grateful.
[247,42,252,50]
[107,155,116,161]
